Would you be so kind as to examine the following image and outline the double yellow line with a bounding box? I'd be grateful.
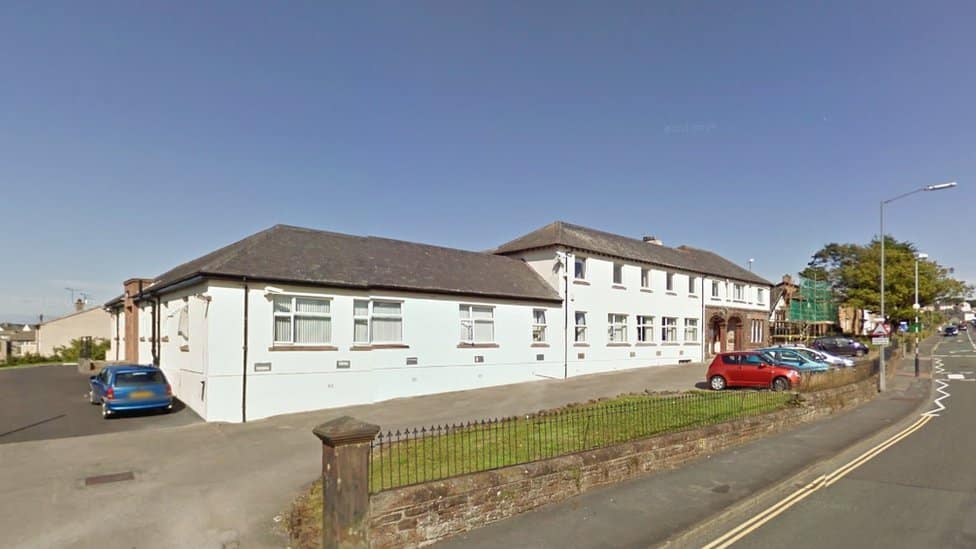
[703,414,933,548]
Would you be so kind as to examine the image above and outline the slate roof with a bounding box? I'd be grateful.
[494,221,772,286]
[142,225,561,302]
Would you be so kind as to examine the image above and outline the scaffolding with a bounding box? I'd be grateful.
[770,276,839,344]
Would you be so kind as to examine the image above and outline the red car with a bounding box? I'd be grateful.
[706,351,801,391]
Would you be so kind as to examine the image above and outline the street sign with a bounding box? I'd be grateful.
[872,336,890,346]
[871,324,890,337]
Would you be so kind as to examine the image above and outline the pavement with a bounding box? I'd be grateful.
[0,364,201,444]
[438,341,935,549]
[0,360,713,548]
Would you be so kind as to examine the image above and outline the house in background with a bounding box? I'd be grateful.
[36,299,112,357]
[769,275,839,343]
[0,323,38,361]
[104,222,772,423]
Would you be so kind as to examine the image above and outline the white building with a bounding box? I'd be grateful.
[105,222,772,423]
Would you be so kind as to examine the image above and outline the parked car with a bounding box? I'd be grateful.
[943,325,959,337]
[778,344,855,367]
[758,348,831,373]
[706,351,801,391]
[957,323,967,331]
[811,337,869,357]
[89,365,173,419]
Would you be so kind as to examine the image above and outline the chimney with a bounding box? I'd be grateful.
[642,235,663,246]
[74,298,85,312]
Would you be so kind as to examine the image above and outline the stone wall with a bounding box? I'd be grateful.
[368,373,882,548]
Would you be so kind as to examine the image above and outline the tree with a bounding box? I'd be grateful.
[800,237,972,322]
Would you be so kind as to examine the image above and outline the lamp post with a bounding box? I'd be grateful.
[748,258,754,272]
[914,252,928,377]
[879,181,956,392]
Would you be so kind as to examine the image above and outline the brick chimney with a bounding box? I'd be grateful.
[122,278,155,362]
[74,298,85,312]
[642,235,663,246]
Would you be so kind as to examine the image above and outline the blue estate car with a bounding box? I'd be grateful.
[89,365,173,419]
[758,348,832,373]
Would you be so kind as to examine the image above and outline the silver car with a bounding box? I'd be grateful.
[777,344,855,367]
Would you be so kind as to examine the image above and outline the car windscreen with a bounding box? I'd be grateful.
[114,371,165,386]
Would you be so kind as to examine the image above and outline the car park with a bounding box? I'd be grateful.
[943,325,959,337]
[706,351,801,391]
[811,336,869,357]
[758,348,831,372]
[89,365,174,419]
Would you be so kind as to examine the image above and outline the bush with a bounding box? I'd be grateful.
[53,338,110,362]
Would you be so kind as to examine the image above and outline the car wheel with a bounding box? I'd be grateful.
[710,375,727,391]
[772,377,790,392]
[855,349,866,357]
[101,402,112,419]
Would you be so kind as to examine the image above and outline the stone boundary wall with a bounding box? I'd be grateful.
[368,373,883,548]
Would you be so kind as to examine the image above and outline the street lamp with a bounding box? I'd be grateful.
[748,258,755,272]
[879,181,957,391]
[914,252,928,377]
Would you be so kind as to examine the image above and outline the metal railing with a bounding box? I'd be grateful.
[369,391,794,493]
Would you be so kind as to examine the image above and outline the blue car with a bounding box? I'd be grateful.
[758,348,831,373]
[89,365,173,419]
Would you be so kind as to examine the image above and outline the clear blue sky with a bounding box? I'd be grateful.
[2,1,974,322]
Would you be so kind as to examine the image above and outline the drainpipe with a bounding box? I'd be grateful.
[701,277,706,360]
[115,311,120,361]
[563,257,569,380]
[154,296,161,367]
[242,277,249,423]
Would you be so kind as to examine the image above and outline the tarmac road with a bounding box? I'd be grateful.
[0,364,200,444]
[696,331,976,548]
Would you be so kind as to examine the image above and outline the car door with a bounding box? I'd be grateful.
[720,354,742,384]
[91,370,106,399]
[739,353,773,386]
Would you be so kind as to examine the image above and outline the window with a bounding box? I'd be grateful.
[751,320,764,344]
[575,311,587,342]
[532,309,547,343]
[354,300,403,344]
[734,284,745,301]
[684,319,699,342]
[460,305,494,343]
[574,257,587,280]
[757,288,765,305]
[613,263,624,285]
[666,272,675,292]
[177,304,189,344]
[661,317,678,342]
[689,276,697,295]
[712,281,720,298]
[743,353,762,365]
[274,296,332,344]
[641,268,651,288]
[637,315,655,342]
[608,314,628,343]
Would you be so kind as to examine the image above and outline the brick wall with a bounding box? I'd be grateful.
[368,374,882,548]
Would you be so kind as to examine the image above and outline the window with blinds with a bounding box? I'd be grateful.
[460,305,494,343]
[273,296,332,344]
[354,300,403,344]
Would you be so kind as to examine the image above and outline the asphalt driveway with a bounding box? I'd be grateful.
[0,364,201,444]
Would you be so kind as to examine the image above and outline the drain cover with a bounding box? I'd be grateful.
[84,471,135,486]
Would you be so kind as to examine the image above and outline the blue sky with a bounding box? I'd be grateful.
[1,1,974,322]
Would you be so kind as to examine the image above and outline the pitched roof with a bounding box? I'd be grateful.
[144,225,561,302]
[494,221,772,286]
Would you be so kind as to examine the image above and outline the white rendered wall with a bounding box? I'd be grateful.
[199,280,564,423]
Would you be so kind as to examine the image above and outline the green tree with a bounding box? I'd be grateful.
[53,338,110,362]
[800,237,972,322]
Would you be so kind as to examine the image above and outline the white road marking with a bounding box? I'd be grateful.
[947,374,965,380]
[923,358,950,417]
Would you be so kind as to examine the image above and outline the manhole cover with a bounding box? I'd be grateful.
[84,471,134,486]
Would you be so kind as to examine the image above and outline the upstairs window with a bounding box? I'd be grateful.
[641,268,651,289]
[354,300,403,344]
[689,276,697,295]
[734,284,745,301]
[274,296,332,344]
[574,257,587,280]
[712,281,720,297]
[684,319,699,342]
[666,272,675,292]
[757,288,765,305]
[460,305,494,343]
[613,263,624,285]
[532,309,548,343]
